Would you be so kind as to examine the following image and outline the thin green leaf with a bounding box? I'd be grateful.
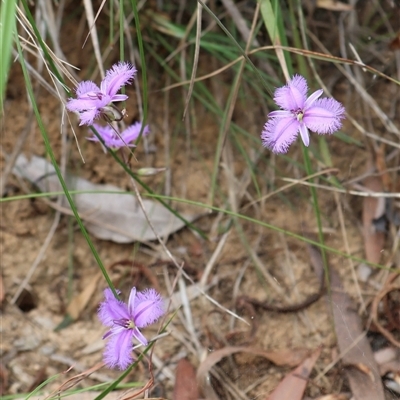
[0,0,17,111]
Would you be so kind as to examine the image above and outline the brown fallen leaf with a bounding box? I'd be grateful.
[196,346,309,400]
[67,272,101,320]
[313,395,351,400]
[329,265,385,399]
[13,155,200,243]
[173,358,199,400]
[266,347,321,400]
[362,176,386,264]
[0,274,4,306]
[0,364,9,396]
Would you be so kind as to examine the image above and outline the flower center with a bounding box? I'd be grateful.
[296,111,304,122]
[85,91,105,101]
[114,318,136,330]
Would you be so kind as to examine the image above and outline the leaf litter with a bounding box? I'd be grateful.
[266,347,321,400]
[13,154,199,243]
[329,261,386,400]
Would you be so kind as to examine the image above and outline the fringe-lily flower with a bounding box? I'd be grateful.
[261,75,345,154]
[66,62,136,126]
[98,287,165,370]
[89,122,150,149]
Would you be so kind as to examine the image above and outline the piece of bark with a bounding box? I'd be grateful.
[266,348,321,400]
[329,267,385,400]
[173,358,199,400]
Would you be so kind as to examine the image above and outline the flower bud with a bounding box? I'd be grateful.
[136,167,166,176]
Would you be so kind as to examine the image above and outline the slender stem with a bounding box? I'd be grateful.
[301,144,329,281]
[16,35,118,298]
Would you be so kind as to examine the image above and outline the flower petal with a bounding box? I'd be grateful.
[98,288,129,326]
[103,324,125,340]
[101,62,137,98]
[66,98,97,113]
[132,327,148,346]
[268,110,293,118]
[103,329,134,370]
[76,81,100,97]
[274,74,307,111]
[133,288,165,328]
[78,109,100,126]
[121,123,150,143]
[127,287,137,317]
[110,94,129,103]
[88,124,115,143]
[304,89,323,109]
[261,116,300,154]
[303,98,345,134]
[299,123,310,147]
[88,123,150,149]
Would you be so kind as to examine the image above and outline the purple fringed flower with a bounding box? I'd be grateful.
[98,287,165,370]
[88,123,150,149]
[261,74,345,154]
[66,62,137,126]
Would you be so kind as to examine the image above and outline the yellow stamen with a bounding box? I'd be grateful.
[296,112,304,122]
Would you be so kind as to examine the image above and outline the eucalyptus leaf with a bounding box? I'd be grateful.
[13,154,197,243]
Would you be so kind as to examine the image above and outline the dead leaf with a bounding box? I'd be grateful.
[329,265,385,400]
[173,358,199,400]
[0,274,5,305]
[266,347,321,400]
[67,273,101,320]
[196,346,309,400]
[0,364,9,396]
[314,395,351,400]
[362,176,386,264]
[13,154,199,243]
[316,0,353,11]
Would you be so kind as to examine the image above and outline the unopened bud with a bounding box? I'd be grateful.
[136,167,167,176]
[101,105,126,122]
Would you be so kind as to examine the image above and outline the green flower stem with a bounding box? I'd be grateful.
[15,35,117,298]
[302,144,329,282]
